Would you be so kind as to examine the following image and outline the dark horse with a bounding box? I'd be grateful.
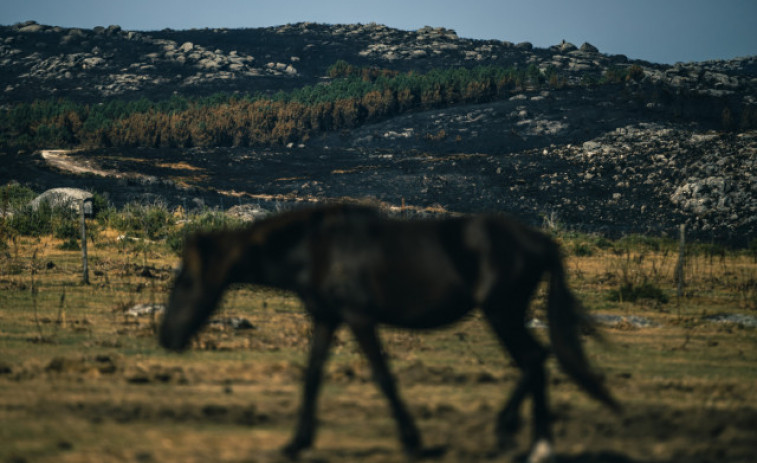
[160,204,619,462]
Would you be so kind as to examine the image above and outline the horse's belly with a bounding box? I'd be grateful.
[371,285,475,329]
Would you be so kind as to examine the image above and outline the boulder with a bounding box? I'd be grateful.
[30,188,94,216]
[125,303,165,317]
[226,204,269,222]
[515,41,533,51]
[580,42,599,53]
[557,40,577,53]
[19,23,45,33]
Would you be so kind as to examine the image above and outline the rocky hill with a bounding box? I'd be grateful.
[3,20,756,102]
[1,21,756,244]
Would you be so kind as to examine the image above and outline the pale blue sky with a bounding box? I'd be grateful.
[1,0,755,64]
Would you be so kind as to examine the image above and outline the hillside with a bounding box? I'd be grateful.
[1,21,756,243]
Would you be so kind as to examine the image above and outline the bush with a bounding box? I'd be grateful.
[7,201,59,237]
[572,242,595,257]
[108,202,176,240]
[52,214,80,241]
[607,281,669,304]
[0,182,36,210]
[615,234,675,253]
[748,238,757,262]
[167,210,246,254]
[58,237,80,251]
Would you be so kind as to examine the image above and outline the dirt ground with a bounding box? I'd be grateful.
[1,238,756,463]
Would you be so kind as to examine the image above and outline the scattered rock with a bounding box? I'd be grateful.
[226,204,270,222]
[590,314,658,328]
[124,303,165,317]
[704,313,757,327]
[208,317,256,330]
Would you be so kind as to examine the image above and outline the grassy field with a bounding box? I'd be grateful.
[1,229,756,463]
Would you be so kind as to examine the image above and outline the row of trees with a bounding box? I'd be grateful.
[2,61,752,150]
[0,62,569,150]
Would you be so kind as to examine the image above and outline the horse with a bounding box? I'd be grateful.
[159,204,619,462]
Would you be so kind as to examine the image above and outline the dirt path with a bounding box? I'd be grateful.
[40,149,156,183]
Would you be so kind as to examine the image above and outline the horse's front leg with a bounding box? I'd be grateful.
[347,319,422,457]
[282,318,338,459]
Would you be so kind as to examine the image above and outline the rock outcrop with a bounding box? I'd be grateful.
[2,20,754,105]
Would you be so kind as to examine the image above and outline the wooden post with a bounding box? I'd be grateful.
[80,199,89,285]
[675,224,685,307]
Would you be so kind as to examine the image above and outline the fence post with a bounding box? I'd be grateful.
[80,199,89,285]
[675,224,685,307]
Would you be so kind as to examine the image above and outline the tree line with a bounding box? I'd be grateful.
[0,62,570,150]
[1,61,752,150]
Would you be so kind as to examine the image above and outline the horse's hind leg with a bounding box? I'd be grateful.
[347,320,422,456]
[483,304,553,462]
[283,318,338,459]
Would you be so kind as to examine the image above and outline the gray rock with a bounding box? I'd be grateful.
[197,57,223,70]
[582,140,602,153]
[208,317,256,330]
[556,40,577,53]
[580,42,599,53]
[226,204,270,222]
[590,314,658,328]
[125,303,165,317]
[30,188,94,216]
[704,313,757,327]
[19,23,45,33]
[515,41,533,50]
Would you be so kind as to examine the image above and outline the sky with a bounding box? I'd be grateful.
[1,0,756,64]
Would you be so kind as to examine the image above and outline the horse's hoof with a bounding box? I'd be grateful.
[281,442,304,461]
[527,439,555,463]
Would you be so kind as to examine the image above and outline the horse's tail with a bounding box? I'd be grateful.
[546,245,621,413]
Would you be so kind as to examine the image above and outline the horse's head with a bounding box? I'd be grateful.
[160,231,250,351]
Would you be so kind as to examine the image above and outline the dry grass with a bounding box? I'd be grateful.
[1,231,756,462]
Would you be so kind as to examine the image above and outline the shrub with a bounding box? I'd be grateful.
[0,182,36,210]
[572,242,594,257]
[615,234,675,253]
[108,202,176,240]
[58,237,80,251]
[607,281,669,304]
[167,210,246,254]
[748,238,757,262]
[52,213,80,241]
[7,201,64,237]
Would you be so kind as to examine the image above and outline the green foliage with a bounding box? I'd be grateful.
[6,202,58,237]
[166,210,246,254]
[749,238,757,260]
[0,63,561,150]
[107,202,176,240]
[52,213,79,241]
[58,237,80,251]
[561,231,613,257]
[607,281,669,304]
[615,234,676,253]
[572,242,595,257]
[0,182,36,210]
